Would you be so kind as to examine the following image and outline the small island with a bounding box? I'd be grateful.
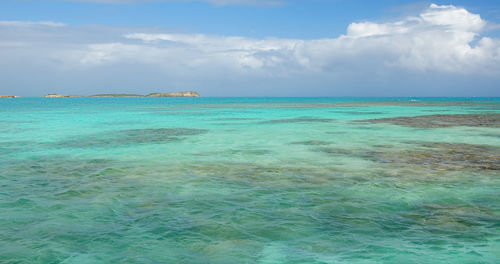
[0,96,18,98]
[44,94,80,98]
[89,94,144,97]
[42,91,201,98]
[146,91,201,97]
[88,91,201,97]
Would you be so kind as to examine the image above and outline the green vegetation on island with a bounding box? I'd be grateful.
[146,91,201,97]
[44,94,80,98]
[42,91,201,98]
[89,94,144,97]
[89,91,201,97]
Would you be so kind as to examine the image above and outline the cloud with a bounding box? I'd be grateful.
[96,4,500,74]
[0,21,66,27]
[1,4,499,96]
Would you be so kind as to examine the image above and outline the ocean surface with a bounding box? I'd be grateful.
[1,97,499,263]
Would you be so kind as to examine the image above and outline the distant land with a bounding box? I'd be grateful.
[89,94,143,97]
[41,91,201,98]
[146,92,200,97]
[44,94,81,98]
[0,95,18,98]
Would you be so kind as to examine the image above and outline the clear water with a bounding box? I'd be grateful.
[1,97,499,263]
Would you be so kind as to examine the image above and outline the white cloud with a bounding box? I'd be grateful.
[423,3,486,31]
[0,21,66,27]
[339,4,499,73]
[104,4,499,75]
[1,4,499,96]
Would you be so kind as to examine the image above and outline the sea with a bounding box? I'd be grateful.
[1,97,499,263]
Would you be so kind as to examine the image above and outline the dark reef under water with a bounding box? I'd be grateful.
[362,114,500,128]
[316,142,500,171]
[51,128,208,148]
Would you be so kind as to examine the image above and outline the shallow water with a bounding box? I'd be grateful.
[1,97,499,263]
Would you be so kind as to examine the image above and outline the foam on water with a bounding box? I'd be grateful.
[1,97,499,263]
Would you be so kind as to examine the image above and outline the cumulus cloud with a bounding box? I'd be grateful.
[73,4,500,74]
[1,4,499,96]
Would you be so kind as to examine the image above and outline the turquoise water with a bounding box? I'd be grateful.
[1,97,499,263]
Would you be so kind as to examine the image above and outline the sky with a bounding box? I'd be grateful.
[1,0,500,96]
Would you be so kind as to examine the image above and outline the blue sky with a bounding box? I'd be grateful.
[1,0,500,96]
[2,0,500,38]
